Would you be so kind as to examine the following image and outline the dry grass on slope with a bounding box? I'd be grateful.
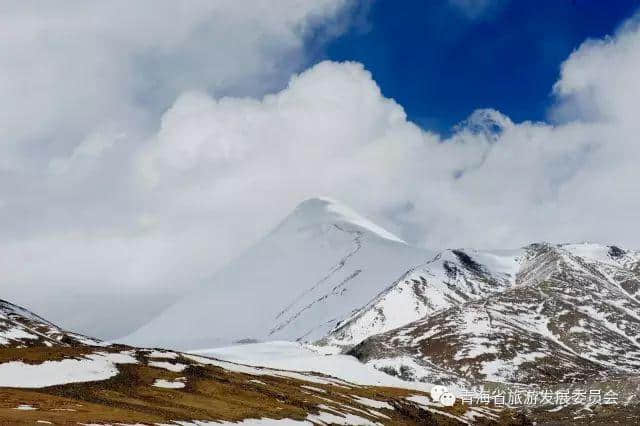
[0,345,486,425]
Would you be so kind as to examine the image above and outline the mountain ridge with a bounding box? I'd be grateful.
[349,242,640,387]
[1,298,102,348]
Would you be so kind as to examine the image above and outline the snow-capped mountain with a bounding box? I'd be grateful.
[323,248,523,347]
[349,243,640,386]
[123,197,433,349]
[0,298,101,347]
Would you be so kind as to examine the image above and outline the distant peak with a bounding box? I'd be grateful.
[287,197,406,244]
[454,108,512,142]
[294,196,339,210]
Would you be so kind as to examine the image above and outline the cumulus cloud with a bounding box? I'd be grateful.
[552,16,640,125]
[0,0,349,171]
[137,23,640,258]
[1,3,639,339]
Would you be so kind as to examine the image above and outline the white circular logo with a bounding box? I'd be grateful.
[439,391,456,407]
[430,385,456,407]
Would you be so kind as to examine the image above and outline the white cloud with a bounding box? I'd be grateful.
[0,0,352,337]
[1,4,639,339]
[0,0,349,170]
[552,17,640,125]
[137,25,640,258]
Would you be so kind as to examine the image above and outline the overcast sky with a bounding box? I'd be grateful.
[1,1,639,338]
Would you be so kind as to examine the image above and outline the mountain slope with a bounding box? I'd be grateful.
[0,297,503,425]
[349,243,640,387]
[324,248,523,348]
[123,197,433,349]
[0,298,101,347]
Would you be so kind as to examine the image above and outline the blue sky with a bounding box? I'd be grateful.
[324,0,639,133]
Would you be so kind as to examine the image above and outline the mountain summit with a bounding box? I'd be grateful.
[275,197,406,245]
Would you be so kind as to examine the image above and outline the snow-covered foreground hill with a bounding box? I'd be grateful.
[190,341,430,391]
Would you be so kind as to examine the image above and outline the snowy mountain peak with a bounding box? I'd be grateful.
[275,197,406,244]
[122,197,423,349]
[349,241,640,387]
